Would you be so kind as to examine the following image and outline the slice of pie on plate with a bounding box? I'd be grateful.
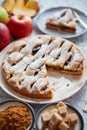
[46,9,77,33]
[2,35,85,99]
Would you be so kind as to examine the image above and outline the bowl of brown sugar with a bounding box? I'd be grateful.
[0,99,35,130]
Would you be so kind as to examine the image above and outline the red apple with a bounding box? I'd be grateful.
[7,14,33,39]
[0,23,10,51]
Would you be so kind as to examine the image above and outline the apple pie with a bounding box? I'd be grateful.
[2,35,84,99]
[46,9,77,32]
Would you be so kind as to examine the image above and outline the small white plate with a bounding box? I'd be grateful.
[35,7,87,39]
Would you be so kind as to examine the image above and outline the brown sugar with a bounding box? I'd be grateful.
[0,105,32,130]
[58,122,69,130]
[41,111,51,125]
[58,106,67,116]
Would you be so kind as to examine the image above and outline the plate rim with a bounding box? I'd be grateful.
[35,6,87,39]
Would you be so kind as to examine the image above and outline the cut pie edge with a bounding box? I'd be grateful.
[46,22,76,33]
[46,62,83,75]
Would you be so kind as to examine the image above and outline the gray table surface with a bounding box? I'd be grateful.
[0,0,87,129]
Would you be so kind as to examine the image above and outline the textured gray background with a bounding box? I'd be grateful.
[0,0,87,129]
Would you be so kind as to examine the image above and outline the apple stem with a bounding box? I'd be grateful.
[18,16,23,20]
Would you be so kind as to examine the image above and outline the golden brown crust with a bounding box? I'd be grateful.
[4,78,53,99]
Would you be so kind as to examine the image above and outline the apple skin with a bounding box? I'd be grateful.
[0,23,10,51]
[7,14,33,39]
[0,6,9,24]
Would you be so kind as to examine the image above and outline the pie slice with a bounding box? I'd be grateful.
[2,35,84,99]
[46,9,77,33]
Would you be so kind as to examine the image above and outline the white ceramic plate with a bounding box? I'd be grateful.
[0,38,87,104]
[35,7,87,38]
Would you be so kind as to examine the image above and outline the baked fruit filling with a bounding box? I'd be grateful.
[2,35,84,99]
[46,9,77,33]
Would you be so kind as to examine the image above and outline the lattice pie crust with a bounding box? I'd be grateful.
[2,35,84,99]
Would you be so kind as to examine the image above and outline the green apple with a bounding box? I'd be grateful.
[0,6,9,24]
